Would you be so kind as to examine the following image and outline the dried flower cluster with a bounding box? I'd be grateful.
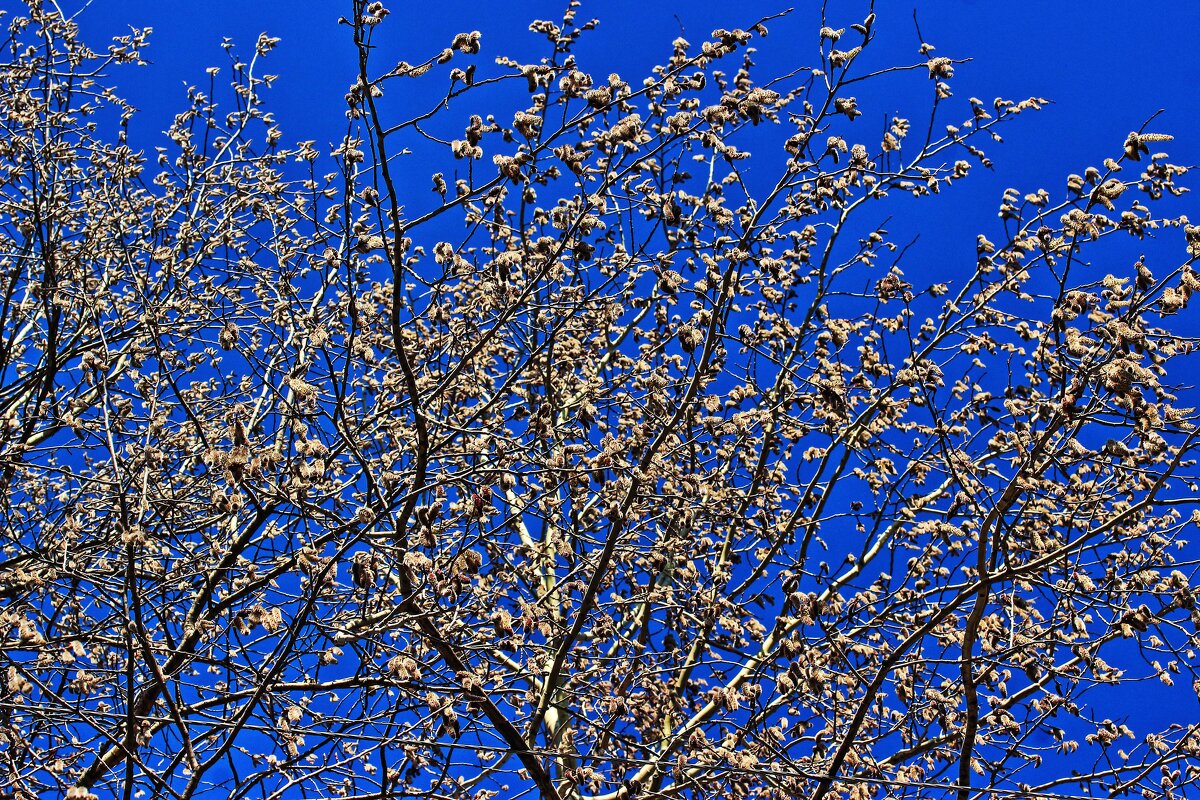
[1,2,1198,800]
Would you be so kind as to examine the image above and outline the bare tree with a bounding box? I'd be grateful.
[2,1,1199,799]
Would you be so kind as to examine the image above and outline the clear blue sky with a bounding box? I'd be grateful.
[76,0,1200,289]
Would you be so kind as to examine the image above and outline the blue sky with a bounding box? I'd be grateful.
[78,0,1200,285]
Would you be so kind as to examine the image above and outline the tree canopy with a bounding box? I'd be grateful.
[1,2,1199,799]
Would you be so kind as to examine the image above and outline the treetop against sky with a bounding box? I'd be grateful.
[2,1,1200,799]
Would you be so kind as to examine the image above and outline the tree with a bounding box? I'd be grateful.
[1,1,1199,798]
